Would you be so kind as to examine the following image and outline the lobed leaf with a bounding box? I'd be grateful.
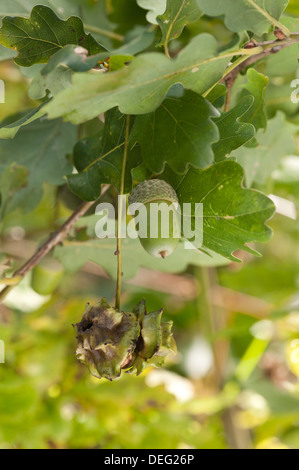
[0,0,117,50]
[67,109,142,201]
[54,237,229,280]
[0,5,106,66]
[0,103,48,139]
[43,33,233,123]
[157,0,202,48]
[197,0,289,36]
[0,118,76,212]
[0,163,28,219]
[161,160,276,261]
[212,96,255,162]
[131,90,220,173]
[137,0,167,24]
[238,69,269,133]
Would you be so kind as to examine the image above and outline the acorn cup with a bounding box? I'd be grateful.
[73,298,176,381]
[128,179,181,258]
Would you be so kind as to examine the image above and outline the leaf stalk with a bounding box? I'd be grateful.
[115,114,130,311]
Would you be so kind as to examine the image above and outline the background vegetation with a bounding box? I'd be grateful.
[0,0,299,449]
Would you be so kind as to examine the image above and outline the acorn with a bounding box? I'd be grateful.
[128,180,180,258]
[73,298,176,380]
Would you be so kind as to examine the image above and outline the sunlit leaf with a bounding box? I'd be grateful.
[137,0,167,24]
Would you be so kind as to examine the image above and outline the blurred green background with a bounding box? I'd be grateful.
[0,188,299,449]
[0,0,299,450]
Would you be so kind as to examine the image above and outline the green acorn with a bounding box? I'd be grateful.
[128,180,180,258]
[73,298,176,380]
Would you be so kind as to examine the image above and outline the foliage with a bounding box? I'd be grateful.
[0,0,298,450]
[0,5,106,66]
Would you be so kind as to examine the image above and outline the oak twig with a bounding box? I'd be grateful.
[115,115,131,311]
[0,200,95,303]
[222,32,299,99]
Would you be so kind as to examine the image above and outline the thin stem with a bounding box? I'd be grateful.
[195,266,221,380]
[163,0,185,59]
[0,200,95,303]
[164,43,170,59]
[83,24,124,42]
[195,266,252,448]
[203,33,299,100]
[246,0,290,37]
[194,266,212,334]
[203,55,250,98]
[115,115,130,311]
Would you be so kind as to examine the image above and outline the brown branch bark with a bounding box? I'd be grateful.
[223,32,299,96]
[0,199,95,302]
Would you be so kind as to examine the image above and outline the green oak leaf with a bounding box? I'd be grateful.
[40,44,133,75]
[28,44,132,100]
[160,161,275,262]
[112,29,155,56]
[0,0,116,49]
[212,96,255,162]
[43,33,233,123]
[206,83,227,108]
[196,0,289,36]
[0,0,69,15]
[0,163,28,220]
[67,109,142,201]
[54,237,229,280]
[156,0,202,47]
[131,163,152,184]
[40,45,101,74]
[238,69,269,132]
[137,0,167,24]
[29,65,73,100]
[0,118,76,212]
[0,5,106,67]
[0,103,48,139]
[131,90,219,173]
[233,112,297,187]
